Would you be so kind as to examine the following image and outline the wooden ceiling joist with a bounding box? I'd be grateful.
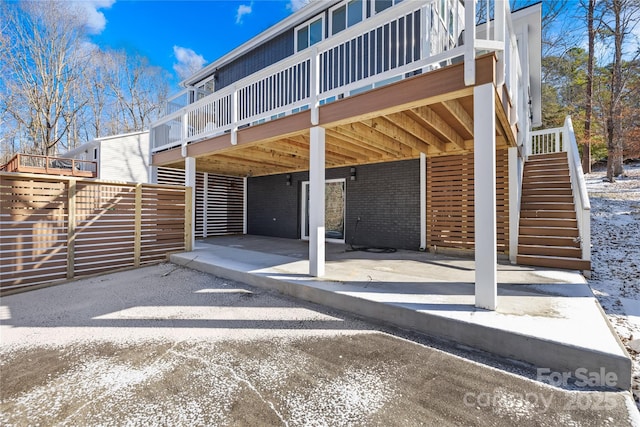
[374,114,445,154]
[441,99,474,138]
[409,106,467,151]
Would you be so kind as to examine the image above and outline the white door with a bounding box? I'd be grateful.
[301,178,346,243]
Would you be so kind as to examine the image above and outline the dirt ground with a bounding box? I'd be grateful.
[1,265,639,426]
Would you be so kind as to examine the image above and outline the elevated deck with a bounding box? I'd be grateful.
[0,154,97,178]
[151,0,536,177]
[153,54,516,176]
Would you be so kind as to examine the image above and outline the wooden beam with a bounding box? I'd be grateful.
[494,90,516,147]
[409,106,467,151]
[289,134,363,164]
[376,114,447,153]
[324,131,385,161]
[441,99,474,137]
[217,152,306,170]
[341,122,415,157]
[197,158,275,176]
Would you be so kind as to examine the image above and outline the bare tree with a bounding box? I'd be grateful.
[106,52,169,133]
[0,1,90,155]
[602,0,640,181]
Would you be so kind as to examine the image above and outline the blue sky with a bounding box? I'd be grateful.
[83,0,308,85]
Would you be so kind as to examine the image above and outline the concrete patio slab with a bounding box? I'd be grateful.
[171,235,633,391]
[3,264,639,425]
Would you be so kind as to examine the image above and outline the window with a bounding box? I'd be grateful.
[295,16,324,52]
[373,0,403,14]
[330,0,364,35]
[195,76,215,101]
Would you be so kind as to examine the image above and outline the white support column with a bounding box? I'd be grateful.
[203,173,209,238]
[420,152,427,250]
[508,146,519,264]
[464,0,476,86]
[243,177,248,235]
[185,156,197,250]
[309,126,325,277]
[495,0,506,87]
[310,48,320,126]
[474,83,497,310]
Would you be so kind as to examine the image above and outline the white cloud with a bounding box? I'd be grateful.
[172,46,206,80]
[235,4,252,24]
[288,0,313,12]
[73,0,116,34]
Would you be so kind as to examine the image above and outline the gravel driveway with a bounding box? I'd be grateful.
[1,264,638,426]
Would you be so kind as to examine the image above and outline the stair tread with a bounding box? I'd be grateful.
[519,243,582,249]
[517,254,590,271]
[519,219,578,227]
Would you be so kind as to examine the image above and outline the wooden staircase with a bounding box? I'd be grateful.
[517,152,591,271]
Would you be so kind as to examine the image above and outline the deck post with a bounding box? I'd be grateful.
[309,126,325,277]
[474,83,497,310]
[243,177,248,235]
[420,152,427,250]
[185,156,196,250]
[464,0,476,86]
[508,146,519,264]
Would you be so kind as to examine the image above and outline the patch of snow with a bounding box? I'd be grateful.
[284,366,396,426]
[585,164,640,409]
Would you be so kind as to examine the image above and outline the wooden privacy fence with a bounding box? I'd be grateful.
[0,173,192,292]
[426,150,509,253]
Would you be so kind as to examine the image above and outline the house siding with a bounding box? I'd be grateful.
[247,159,421,250]
[207,3,420,92]
[98,133,150,182]
[215,30,295,90]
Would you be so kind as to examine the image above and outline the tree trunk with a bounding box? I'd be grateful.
[583,0,595,174]
[606,117,616,182]
[606,0,626,181]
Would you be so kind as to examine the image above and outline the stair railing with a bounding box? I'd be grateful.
[562,116,591,274]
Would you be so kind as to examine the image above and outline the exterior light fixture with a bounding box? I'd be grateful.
[350,167,356,181]
[286,174,292,186]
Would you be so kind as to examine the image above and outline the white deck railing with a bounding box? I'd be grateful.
[526,116,591,267]
[151,0,523,154]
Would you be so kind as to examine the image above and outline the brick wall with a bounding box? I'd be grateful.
[247,159,421,250]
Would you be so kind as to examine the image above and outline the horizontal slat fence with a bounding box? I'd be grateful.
[0,173,191,292]
[426,150,509,253]
[157,167,244,238]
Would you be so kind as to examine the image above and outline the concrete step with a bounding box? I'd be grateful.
[517,254,590,271]
[519,235,581,247]
[519,226,579,237]
[518,244,582,258]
